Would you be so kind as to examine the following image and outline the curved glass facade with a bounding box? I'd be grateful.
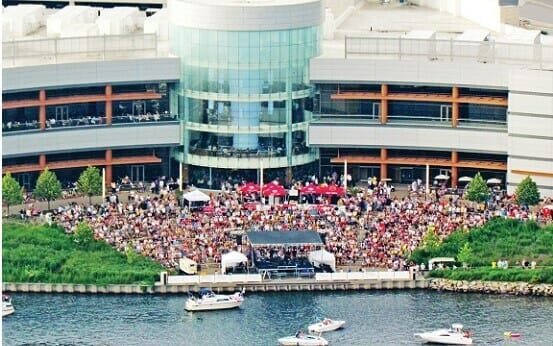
[170,25,321,169]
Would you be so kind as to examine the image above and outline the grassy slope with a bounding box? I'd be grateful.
[2,222,165,285]
[409,218,553,283]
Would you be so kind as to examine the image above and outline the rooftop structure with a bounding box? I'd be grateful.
[2,0,553,196]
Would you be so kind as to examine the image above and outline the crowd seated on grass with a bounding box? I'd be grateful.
[51,176,553,272]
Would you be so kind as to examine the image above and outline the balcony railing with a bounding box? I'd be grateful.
[312,113,507,129]
[2,114,179,134]
[344,36,553,69]
[3,34,159,68]
[176,150,317,169]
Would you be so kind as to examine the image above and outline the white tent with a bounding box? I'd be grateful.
[428,257,456,270]
[182,189,210,208]
[179,257,197,275]
[308,249,336,272]
[221,251,248,274]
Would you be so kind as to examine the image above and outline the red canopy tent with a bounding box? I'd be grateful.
[262,185,287,197]
[300,184,324,195]
[262,181,281,191]
[325,183,345,196]
[240,182,261,194]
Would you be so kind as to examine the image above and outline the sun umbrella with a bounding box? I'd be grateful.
[486,178,502,185]
[262,181,281,191]
[262,185,287,197]
[458,176,473,183]
[434,174,450,180]
[300,184,323,194]
[325,183,345,196]
[240,182,260,194]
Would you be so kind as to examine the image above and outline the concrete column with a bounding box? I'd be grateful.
[181,163,189,186]
[39,154,46,169]
[452,86,459,127]
[285,167,293,186]
[380,148,388,180]
[380,84,388,124]
[451,151,458,188]
[105,85,113,125]
[39,90,46,130]
[105,149,113,186]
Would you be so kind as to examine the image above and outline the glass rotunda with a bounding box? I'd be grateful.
[168,0,323,187]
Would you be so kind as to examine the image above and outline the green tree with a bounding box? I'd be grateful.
[73,221,95,246]
[422,229,440,253]
[515,176,540,208]
[457,242,474,268]
[465,172,489,204]
[77,166,103,205]
[34,168,62,210]
[2,172,24,215]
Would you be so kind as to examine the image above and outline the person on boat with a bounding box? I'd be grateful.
[464,330,471,338]
[295,330,304,338]
[322,318,330,325]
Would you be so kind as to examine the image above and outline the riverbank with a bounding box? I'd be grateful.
[428,278,553,296]
[4,278,553,296]
[3,269,428,294]
[1,222,164,286]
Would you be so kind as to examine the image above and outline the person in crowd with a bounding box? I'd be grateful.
[50,176,549,272]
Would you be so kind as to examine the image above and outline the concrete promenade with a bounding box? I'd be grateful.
[2,271,428,294]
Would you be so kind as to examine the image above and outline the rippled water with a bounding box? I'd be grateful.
[2,291,553,346]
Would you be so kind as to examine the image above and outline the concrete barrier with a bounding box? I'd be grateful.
[2,273,427,294]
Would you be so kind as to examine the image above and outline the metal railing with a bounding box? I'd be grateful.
[2,114,178,134]
[344,36,553,69]
[3,33,158,67]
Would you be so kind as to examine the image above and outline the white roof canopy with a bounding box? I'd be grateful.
[308,249,336,272]
[182,189,210,203]
[221,251,248,274]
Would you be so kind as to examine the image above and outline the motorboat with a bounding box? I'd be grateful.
[278,333,328,346]
[184,288,244,312]
[308,318,345,333]
[2,295,15,317]
[415,323,473,345]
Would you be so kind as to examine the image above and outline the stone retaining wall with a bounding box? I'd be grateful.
[428,278,553,296]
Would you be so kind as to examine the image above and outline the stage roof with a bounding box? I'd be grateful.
[246,231,323,246]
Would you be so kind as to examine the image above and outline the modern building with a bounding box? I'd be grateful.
[168,0,322,187]
[2,0,553,196]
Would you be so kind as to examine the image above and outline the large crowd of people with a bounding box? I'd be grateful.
[50,175,553,272]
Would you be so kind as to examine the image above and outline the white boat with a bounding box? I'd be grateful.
[308,318,345,333]
[278,333,328,346]
[2,295,15,317]
[415,323,473,345]
[184,288,244,312]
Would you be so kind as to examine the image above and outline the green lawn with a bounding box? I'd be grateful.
[409,218,553,284]
[2,222,166,285]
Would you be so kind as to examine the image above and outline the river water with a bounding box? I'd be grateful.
[2,290,553,346]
